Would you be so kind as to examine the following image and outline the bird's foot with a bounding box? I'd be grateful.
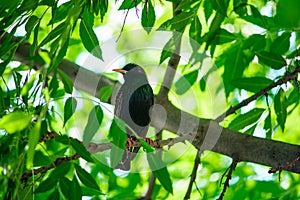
[142,137,155,147]
[125,138,135,151]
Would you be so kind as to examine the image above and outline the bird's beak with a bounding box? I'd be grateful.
[112,69,127,74]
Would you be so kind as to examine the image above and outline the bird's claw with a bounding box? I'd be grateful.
[125,138,135,151]
[142,137,155,147]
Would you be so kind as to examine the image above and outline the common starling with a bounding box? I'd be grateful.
[113,63,154,171]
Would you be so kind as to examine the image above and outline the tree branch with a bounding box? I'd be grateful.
[5,35,300,174]
[215,68,300,122]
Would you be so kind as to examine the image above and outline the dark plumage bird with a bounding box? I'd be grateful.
[113,63,154,170]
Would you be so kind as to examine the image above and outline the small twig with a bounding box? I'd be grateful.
[268,155,300,174]
[116,9,130,42]
[184,150,201,200]
[217,159,238,200]
[216,67,300,122]
[21,154,79,183]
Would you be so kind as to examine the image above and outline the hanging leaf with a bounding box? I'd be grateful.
[244,34,266,51]
[80,18,103,60]
[108,118,127,168]
[270,32,291,55]
[27,120,41,168]
[274,88,287,131]
[98,85,114,102]
[75,164,100,191]
[257,51,286,69]
[141,0,156,33]
[140,140,173,194]
[64,97,77,126]
[231,77,273,93]
[174,70,198,95]
[70,139,94,163]
[210,0,228,16]
[189,15,202,51]
[58,69,73,94]
[119,0,142,10]
[83,105,104,145]
[228,108,265,131]
[39,22,66,47]
[212,28,236,45]
[0,111,32,134]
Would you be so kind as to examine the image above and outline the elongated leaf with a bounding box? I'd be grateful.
[46,188,59,200]
[57,69,73,94]
[71,175,82,200]
[108,118,127,168]
[270,32,291,55]
[257,51,286,69]
[119,0,142,10]
[139,140,173,193]
[264,113,272,139]
[75,164,100,191]
[189,15,202,51]
[98,85,114,102]
[141,0,156,33]
[175,70,198,95]
[48,1,73,25]
[231,77,273,93]
[80,18,103,60]
[25,15,39,34]
[64,97,77,126]
[274,88,287,131]
[159,12,193,32]
[81,187,104,196]
[27,120,41,168]
[244,34,266,51]
[212,28,236,44]
[83,105,104,145]
[60,177,72,198]
[0,111,32,134]
[210,0,228,16]
[39,22,66,47]
[71,139,94,163]
[51,162,72,179]
[228,108,265,131]
[35,175,58,193]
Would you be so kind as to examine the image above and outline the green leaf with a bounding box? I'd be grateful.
[141,0,156,33]
[212,28,236,44]
[98,85,114,102]
[189,15,202,51]
[49,72,59,98]
[174,70,198,95]
[83,105,104,145]
[0,111,32,133]
[270,32,291,55]
[70,139,94,163]
[75,164,100,191]
[80,18,103,60]
[228,108,265,131]
[21,72,37,97]
[274,88,287,131]
[0,87,5,114]
[147,152,173,194]
[257,51,286,69]
[59,177,72,198]
[39,22,66,47]
[264,113,272,139]
[35,176,58,193]
[46,188,59,200]
[108,118,127,168]
[71,176,82,200]
[231,77,273,93]
[27,120,41,168]
[64,97,77,126]
[57,69,73,94]
[81,186,104,196]
[210,0,228,16]
[48,1,73,25]
[119,0,142,10]
[203,0,213,22]
[159,12,193,32]
[25,15,39,34]
[51,162,72,179]
[244,34,266,51]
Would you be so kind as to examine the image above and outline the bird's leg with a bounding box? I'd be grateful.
[125,137,135,151]
[142,137,155,147]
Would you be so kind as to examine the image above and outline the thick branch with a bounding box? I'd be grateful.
[7,37,300,174]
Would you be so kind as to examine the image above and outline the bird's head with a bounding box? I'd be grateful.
[113,63,147,81]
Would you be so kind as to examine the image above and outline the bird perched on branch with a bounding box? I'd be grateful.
[113,63,154,170]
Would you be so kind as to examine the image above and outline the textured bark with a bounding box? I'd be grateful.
[8,39,300,174]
